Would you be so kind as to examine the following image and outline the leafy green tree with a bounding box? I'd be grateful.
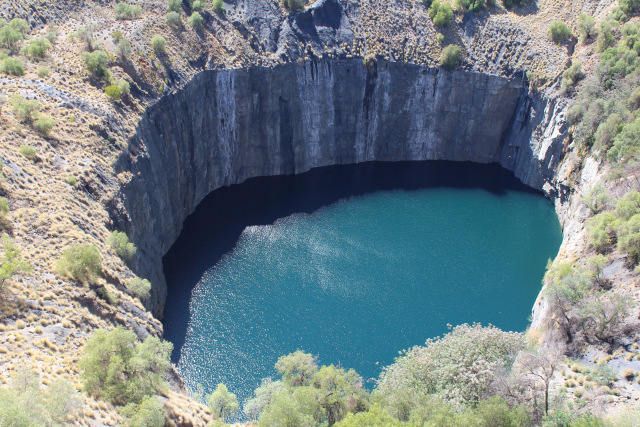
[244,378,285,420]
[562,61,584,88]
[166,11,182,26]
[121,396,165,427]
[587,212,617,253]
[439,45,461,70]
[22,37,52,59]
[276,350,318,386]
[455,0,486,12]
[579,292,630,340]
[213,0,225,13]
[0,198,12,233]
[259,386,320,427]
[548,21,571,43]
[80,327,172,405]
[0,24,23,52]
[614,190,640,220]
[33,114,54,136]
[115,2,143,19]
[188,11,204,27]
[109,230,137,260]
[312,365,368,425]
[9,18,29,35]
[616,213,640,263]
[335,404,404,426]
[619,0,640,14]
[0,234,32,288]
[10,95,41,122]
[82,50,110,80]
[581,183,610,214]
[105,85,122,101]
[428,1,454,28]
[168,0,182,12]
[207,383,239,421]
[56,243,102,283]
[283,0,305,11]
[126,277,152,299]
[578,14,597,44]
[0,57,25,76]
[151,35,167,53]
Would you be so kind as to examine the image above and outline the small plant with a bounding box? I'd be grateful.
[18,145,37,160]
[71,24,97,51]
[166,11,182,26]
[548,20,571,44]
[0,198,11,233]
[126,277,152,299]
[22,37,52,59]
[0,57,25,76]
[455,0,485,13]
[111,30,124,43]
[37,66,51,78]
[207,383,240,422]
[65,175,77,186]
[0,23,23,52]
[105,85,122,101]
[115,2,143,20]
[10,95,41,122]
[213,0,225,13]
[622,369,638,380]
[33,114,54,136]
[562,61,584,89]
[188,11,204,27]
[56,243,102,283]
[116,38,132,59]
[282,0,305,10]
[436,33,445,44]
[192,0,203,11]
[109,230,137,260]
[121,396,166,426]
[168,0,182,12]
[0,234,32,288]
[45,24,59,43]
[578,14,597,44]
[501,0,529,8]
[151,35,167,53]
[83,50,110,80]
[117,79,130,97]
[440,44,461,70]
[98,285,120,305]
[428,1,454,28]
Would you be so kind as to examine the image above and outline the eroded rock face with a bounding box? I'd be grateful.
[113,59,568,316]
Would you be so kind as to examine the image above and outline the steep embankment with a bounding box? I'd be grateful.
[113,59,568,315]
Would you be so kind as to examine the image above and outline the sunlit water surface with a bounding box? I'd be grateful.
[162,162,562,416]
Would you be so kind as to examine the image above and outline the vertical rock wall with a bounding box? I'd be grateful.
[113,59,568,316]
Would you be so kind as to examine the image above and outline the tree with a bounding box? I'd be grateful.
[10,95,41,122]
[244,378,285,420]
[0,234,32,289]
[0,24,23,52]
[207,383,239,421]
[619,0,640,14]
[259,386,320,427]
[213,0,225,13]
[335,404,404,426]
[82,50,110,80]
[517,347,562,416]
[80,327,172,405]
[275,350,318,386]
[151,35,166,54]
[581,183,610,215]
[166,11,181,26]
[428,1,454,28]
[312,365,367,426]
[22,37,52,59]
[121,396,165,427]
[439,45,461,70]
[56,243,102,283]
[188,12,204,28]
[548,21,571,44]
[126,277,152,299]
[109,230,137,260]
[578,14,597,44]
[455,0,486,12]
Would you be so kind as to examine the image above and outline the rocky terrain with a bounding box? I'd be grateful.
[1,0,639,425]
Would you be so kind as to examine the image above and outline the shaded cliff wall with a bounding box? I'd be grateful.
[113,59,568,316]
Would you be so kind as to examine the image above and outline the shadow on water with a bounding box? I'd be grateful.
[162,160,540,362]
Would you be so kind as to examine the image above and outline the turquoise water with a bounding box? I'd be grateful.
[165,163,562,411]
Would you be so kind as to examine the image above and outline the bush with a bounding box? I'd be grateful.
[548,20,572,43]
[37,66,50,78]
[65,175,77,186]
[562,61,584,88]
[192,0,203,11]
[581,183,610,214]
[0,370,82,425]
[121,396,165,427]
[455,0,485,13]
[439,45,461,70]
[213,0,225,13]
[283,0,305,11]
[207,384,239,421]
[501,0,529,8]
[10,95,41,122]
[117,79,131,96]
[9,18,29,35]
[22,37,52,59]
[619,0,640,14]
[126,277,151,299]
[82,50,110,80]
[0,57,25,76]
[56,243,102,283]
[188,11,204,27]
[98,285,120,305]
[436,33,445,44]
[151,35,166,53]
[80,327,172,405]
[105,85,122,101]
[166,11,182,26]
[33,114,54,136]
[115,2,143,20]
[428,1,454,28]
[168,0,182,12]
[0,234,32,288]
[109,230,137,260]
[0,24,23,52]
[578,14,597,44]
[587,212,617,252]
[18,145,37,159]
[117,38,132,59]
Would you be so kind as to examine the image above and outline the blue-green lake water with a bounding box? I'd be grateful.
[162,161,562,412]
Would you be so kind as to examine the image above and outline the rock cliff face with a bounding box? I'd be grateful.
[113,58,568,316]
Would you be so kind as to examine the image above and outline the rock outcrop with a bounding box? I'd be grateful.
[113,58,568,316]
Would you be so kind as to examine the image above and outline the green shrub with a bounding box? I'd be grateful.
[33,114,54,136]
[121,396,165,427]
[429,1,454,28]
[597,21,616,52]
[126,277,151,299]
[105,85,122,101]
[0,370,82,426]
[283,0,305,10]
[82,50,110,80]
[436,33,445,44]
[0,199,12,233]
[501,0,529,8]
[213,0,225,13]
[188,11,204,27]
[455,0,485,13]
[207,384,239,422]
[71,25,97,51]
[56,243,102,283]
[0,24,23,52]
[10,95,41,122]
[109,230,137,260]
[22,37,52,59]
[587,212,618,252]
[166,11,182,26]
[0,57,25,76]
[151,35,167,53]
[548,20,572,43]
[117,38,132,59]
[98,285,120,305]
[439,45,461,70]
[65,175,77,186]
[115,2,143,20]
[192,0,203,11]
[80,327,172,405]
[117,79,131,96]
[9,18,29,35]
[619,0,640,14]
[562,61,584,88]
[111,30,124,43]
[18,145,37,159]
[168,0,182,12]
[0,234,32,288]
[578,14,597,44]
[37,66,50,78]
